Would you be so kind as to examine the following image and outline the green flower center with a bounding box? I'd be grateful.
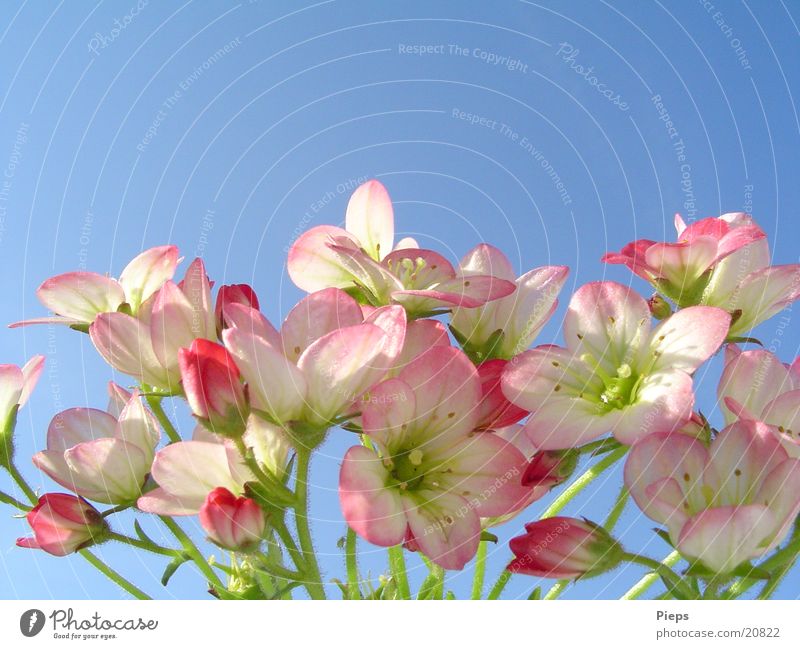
[387,448,426,491]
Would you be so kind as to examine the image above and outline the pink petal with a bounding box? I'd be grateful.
[287,225,362,292]
[115,390,160,456]
[62,438,149,503]
[223,328,306,423]
[150,281,199,370]
[119,245,179,312]
[718,348,792,425]
[756,458,800,550]
[522,397,624,450]
[458,244,516,281]
[339,445,406,546]
[678,505,776,574]
[360,377,417,450]
[90,312,172,389]
[392,274,515,312]
[644,238,720,287]
[344,179,395,261]
[403,490,480,570]
[36,271,125,322]
[176,258,215,340]
[383,248,456,288]
[280,288,363,363]
[46,408,118,451]
[142,441,241,515]
[435,433,529,517]
[648,306,730,373]
[395,346,481,445]
[0,364,23,425]
[223,303,282,349]
[624,431,708,523]
[563,281,651,372]
[362,305,407,373]
[18,355,45,407]
[391,319,450,374]
[725,264,800,336]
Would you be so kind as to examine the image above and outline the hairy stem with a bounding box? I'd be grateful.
[160,516,223,589]
[345,527,361,600]
[79,550,151,600]
[388,545,410,600]
[470,540,488,600]
[294,450,326,599]
[621,550,681,600]
[146,395,181,444]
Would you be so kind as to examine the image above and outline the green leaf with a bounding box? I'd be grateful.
[480,531,499,544]
[527,587,541,600]
[161,554,190,586]
[134,520,158,547]
[726,336,764,347]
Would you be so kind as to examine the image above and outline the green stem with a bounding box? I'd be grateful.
[545,484,630,600]
[5,462,37,505]
[0,489,30,511]
[345,527,361,600]
[146,395,181,444]
[541,446,628,519]
[294,450,325,599]
[255,552,304,582]
[388,545,410,600]
[623,553,693,598]
[575,437,622,456]
[108,532,180,557]
[470,540,488,600]
[273,517,306,576]
[79,550,151,599]
[160,516,223,589]
[487,570,512,600]
[621,550,682,600]
[431,564,445,600]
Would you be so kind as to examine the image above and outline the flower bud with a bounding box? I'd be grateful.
[199,487,265,552]
[648,294,673,320]
[215,284,260,333]
[179,339,249,438]
[508,517,624,579]
[17,494,109,556]
[522,449,579,488]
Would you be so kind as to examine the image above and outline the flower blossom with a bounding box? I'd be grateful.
[450,244,568,360]
[288,180,516,317]
[33,386,160,504]
[625,420,800,574]
[502,281,730,449]
[17,494,108,556]
[339,346,529,569]
[718,345,800,457]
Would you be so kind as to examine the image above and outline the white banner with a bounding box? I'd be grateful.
[0,600,796,647]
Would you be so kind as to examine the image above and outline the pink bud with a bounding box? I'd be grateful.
[508,517,623,579]
[178,339,249,438]
[215,284,260,333]
[17,494,108,557]
[522,449,579,489]
[199,487,265,551]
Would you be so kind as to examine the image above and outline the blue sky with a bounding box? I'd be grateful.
[1,0,799,599]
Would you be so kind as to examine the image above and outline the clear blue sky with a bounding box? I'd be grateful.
[1,0,799,599]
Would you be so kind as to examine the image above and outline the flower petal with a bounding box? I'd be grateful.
[46,408,118,451]
[339,445,406,546]
[648,306,730,374]
[36,272,125,322]
[344,179,395,261]
[280,288,363,363]
[119,245,179,312]
[287,225,362,292]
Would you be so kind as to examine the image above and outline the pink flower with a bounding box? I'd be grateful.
[32,387,160,504]
[625,420,800,574]
[179,339,249,438]
[223,288,406,428]
[17,494,108,556]
[451,244,568,360]
[507,517,623,579]
[199,487,265,552]
[339,346,529,570]
[138,415,290,515]
[89,258,216,391]
[502,282,730,448]
[603,213,765,307]
[521,448,580,489]
[287,180,516,317]
[215,284,259,333]
[718,345,800,456]
[604,213,800,337]
[11,245,179,328]
[0,355,44,439]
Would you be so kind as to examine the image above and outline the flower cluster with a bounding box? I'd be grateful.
[2,181,800,600]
